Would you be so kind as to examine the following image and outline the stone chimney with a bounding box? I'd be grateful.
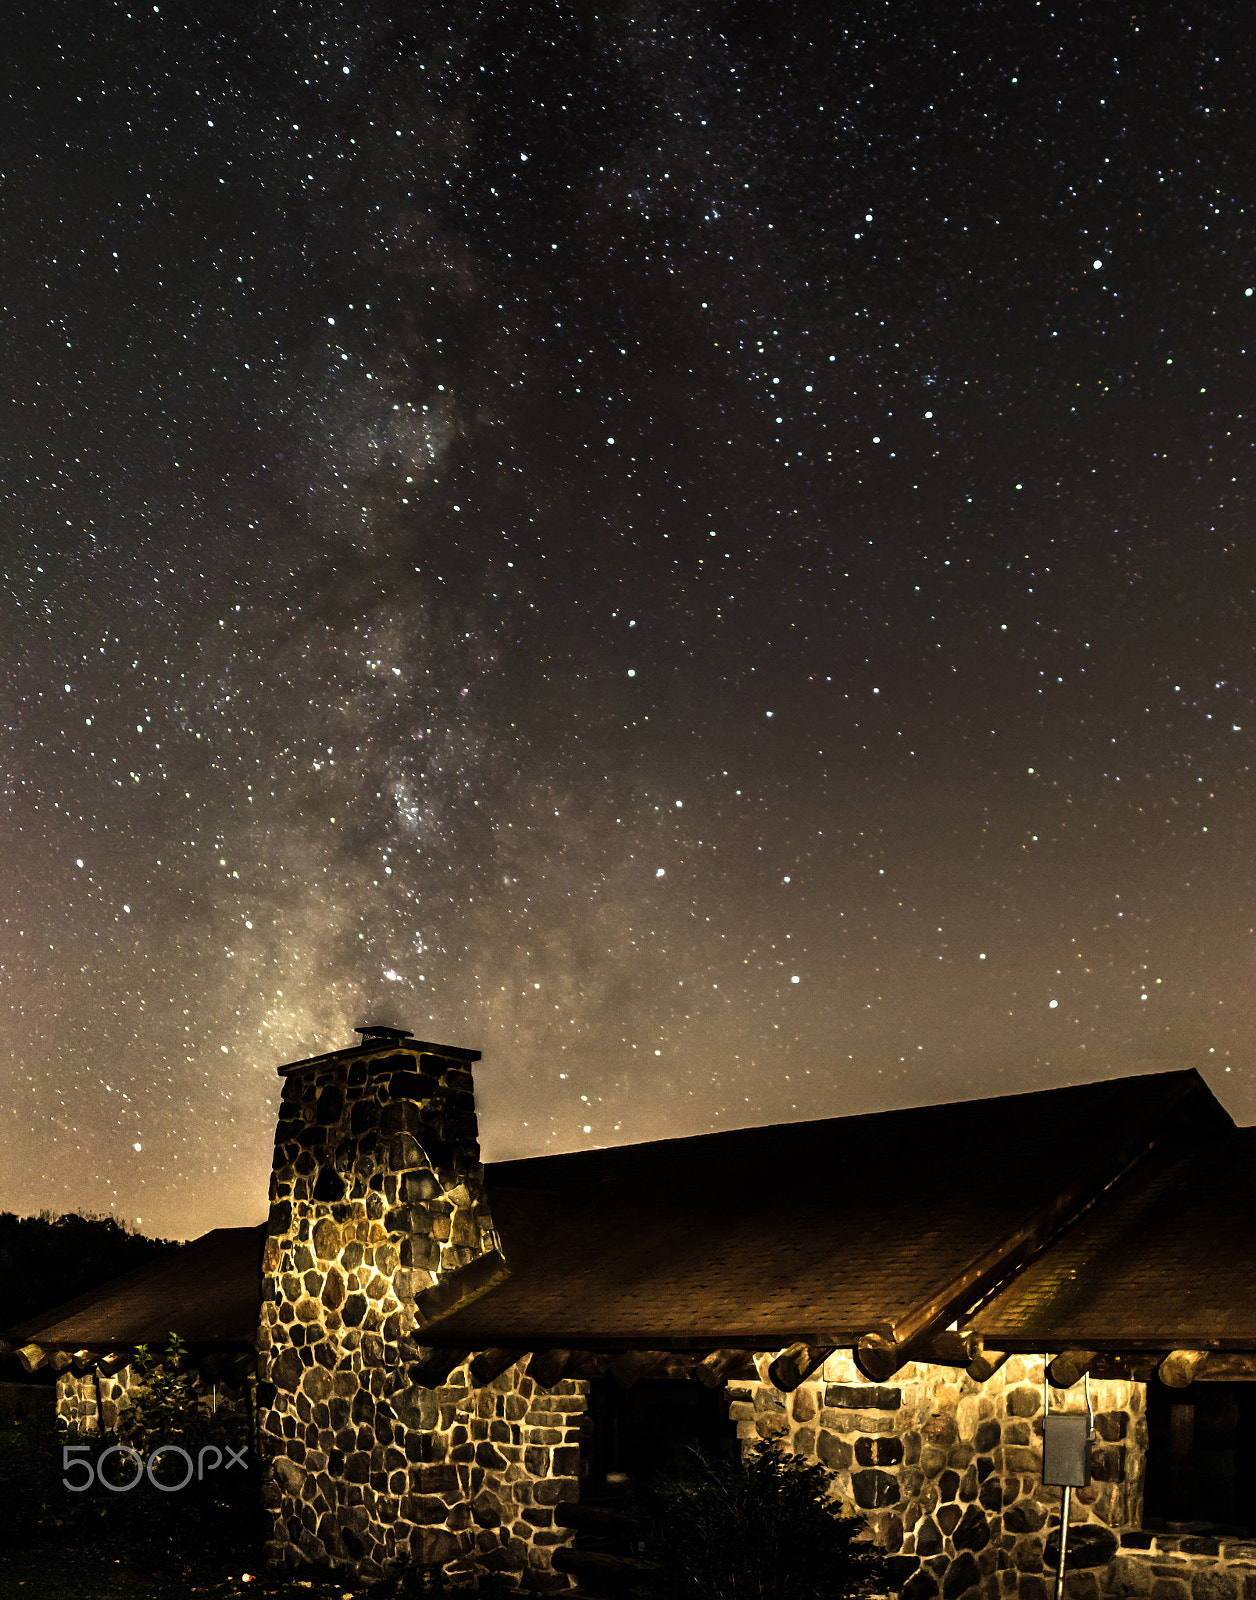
[258,1027,506,1576]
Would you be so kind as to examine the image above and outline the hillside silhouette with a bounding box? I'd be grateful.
[0,1212,178,1338]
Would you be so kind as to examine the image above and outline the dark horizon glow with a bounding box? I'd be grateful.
[4,2,1255,1239]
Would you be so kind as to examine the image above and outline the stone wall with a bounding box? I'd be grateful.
[734,1351,1147,1600]
[55,1364,247,1436]
[1102,1532,1256,1600]
[259,1347,584,1584]
[56,1365,134,1432]
[259,1036,582,1585]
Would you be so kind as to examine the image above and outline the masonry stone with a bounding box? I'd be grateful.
[826,1384,903,1411]
[853,1468,900,1508]
[918,1516,945,1557]
[857,1434,905,1467]
[258,1035,581,1586]
[1045,1526,1119,1570]
[732,1352,1166,1600]
[905,1571,942,1600]
[1192,1573,1240,1600]
[953,1504,993,1552]
[944,1550,983,1598]
[816,1429,853,1469]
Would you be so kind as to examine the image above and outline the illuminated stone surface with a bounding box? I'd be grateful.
[257,1037,581,1585]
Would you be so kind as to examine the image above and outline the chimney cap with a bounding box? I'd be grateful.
[277,1031,480,1075]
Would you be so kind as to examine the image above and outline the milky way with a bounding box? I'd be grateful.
[4,1,1256,1237]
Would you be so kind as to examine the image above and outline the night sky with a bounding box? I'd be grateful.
[4,1,1256,1240]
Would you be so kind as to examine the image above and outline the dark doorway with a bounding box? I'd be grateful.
[1145,1379,1256,1531]
[581,1376,737,1487]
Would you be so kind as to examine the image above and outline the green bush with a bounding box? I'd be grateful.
[104,1333,258,1568]
[119,1333,245,1461]
[648,1442,893,1600]
[0,1334,259,1575]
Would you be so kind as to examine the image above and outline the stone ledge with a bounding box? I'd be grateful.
[1116,1536,1256,1564]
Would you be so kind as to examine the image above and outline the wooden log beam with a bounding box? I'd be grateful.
[1086,1353,1161,1382]
[608,1349,669,1387]
[469,1348,528,1386]
[855,1333,911,1383]
[967,1345,1008,1383]
[17,1344,47,1375]
[408,1347,470,1388]
[1048,1349,1099,1388]
[767,1343,835,1392]
[693,1349,754,1389]
[1159,1350,1211,1389]
[653,1351,709,1381]
[1188,1354,1254,1381]
[1193,1354,1256,1381]
[527,1349,572,1387]
[917,1330,973,1367]
[412,1248,509,1329]
[857,1325,984,1382]
[566,1350,614,1381]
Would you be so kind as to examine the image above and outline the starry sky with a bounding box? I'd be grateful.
[4,0,1256,1240]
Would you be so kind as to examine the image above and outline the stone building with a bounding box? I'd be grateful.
[8,1028,1256,1600]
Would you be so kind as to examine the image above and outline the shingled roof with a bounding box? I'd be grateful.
[966,1124,1256,1352]
[421,1069,1229,1350]
[5,1069,1240,1365]
[7,1225,264,1351]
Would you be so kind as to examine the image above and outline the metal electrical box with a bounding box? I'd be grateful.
[1042,1413,1091,1488]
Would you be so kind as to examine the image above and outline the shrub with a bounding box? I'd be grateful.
[104,1333,257,1568]
[648,1442,892,1600]
[0,1333,259,1574]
